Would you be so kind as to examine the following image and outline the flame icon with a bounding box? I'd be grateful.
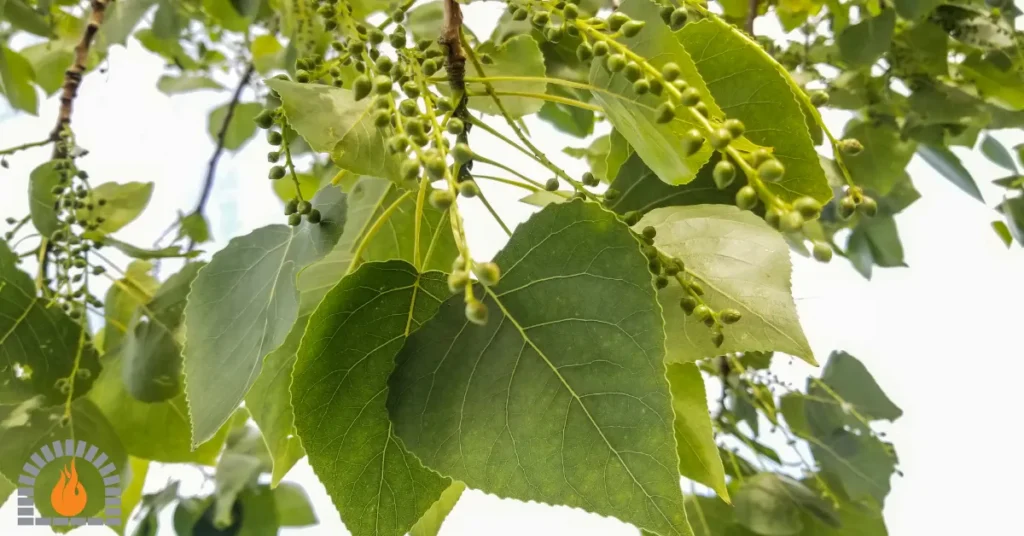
[50,458,87,517]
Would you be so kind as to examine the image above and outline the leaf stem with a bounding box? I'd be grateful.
[472,154,551,192]
[475,187,512,236]
[466,90,603,112]
[470,173,542,192]
[0,138,51,157]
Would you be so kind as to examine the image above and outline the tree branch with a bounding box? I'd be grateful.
[744,0,758,35]
[50,0,111,152]
[440,0,466,93]
[191,63,255,216]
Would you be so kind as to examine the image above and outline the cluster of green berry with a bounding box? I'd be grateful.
[638,225,741,348]
[448,256,501,325]
[254,106,322,226]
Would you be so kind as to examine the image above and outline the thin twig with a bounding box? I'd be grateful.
[192,63,255,216]
[744,0,758,35]
[0,139,51,157]
[51,0,112,153]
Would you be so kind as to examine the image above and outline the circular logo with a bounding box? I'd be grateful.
[15,440,121,528]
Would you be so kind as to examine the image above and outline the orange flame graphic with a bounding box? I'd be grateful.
[50,458,87,517]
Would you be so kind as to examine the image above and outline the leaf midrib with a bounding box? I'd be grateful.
[483,286,681,536]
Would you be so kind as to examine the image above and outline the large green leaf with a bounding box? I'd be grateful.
[637,205,814,365]
[101,0,159,47]
[980,134,1017,172]
[590,0,719,186]
[409,482,466,536]
[273,482,318,527]
[208,101,263,151]
[917,145,983,202]
[267,79,404,184]
[817,351,902,425]
[79,181,155,236]
[959,53,1024,111]
[99,259,158,355]
[846,215,906,277]
[19,40,74,96]
[837,9,895,67]
[0,240,101,405]
[462,35,547,118]
[841,119,916,196]
[893,0,941,19]
[734,474,838,536]
[606,151,741,216]
[388,200,691,536]
[1,0,50,36]
[678,18,831,204]
[28,160,61,238]
[293,261,451,536]
[0,46,38,114]
[89,352,230,464]
[667,363,729,502]
[183,186,347,445]
[157,74,225,95]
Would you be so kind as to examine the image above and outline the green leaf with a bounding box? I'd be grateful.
[251,34,285,74]
[208,101,263,151]
[0,398,126,520]
[267,79,404,184]
[184,186,348,445]
[849,215,906,270]
[980,134,1017,172]
[388,200,691,536]
[243,315,307,486]
[459,35,547,118]
[605,129,633,183]
[519,190,571,207]
[119,457,150,534]
[99,259,159,355]
[272,172,322,203]
[820,351,902,423]
[606,152,742,216]
[837,9,895,67]
[406,0,443,42]
[734,474,838,536]
[273,482,318,527]
[1,0,50,36]
[935,5,1016,50]
[898,22,948,77]
[590,0,719,186]
[678,18,831,204]
[1001,196,1024,245]
[152,0,185,39]
[178,212,211,244]
[157,74,225,95]
[88,352,231,464]
[135,29,199,69]
[19,41,74,96]
[28,161,61,238]
[79,181,155,236]
[104,237,196,259]
[538,86,595,138]
[101,0,159,47]
[122,262,202,402]
[917,145,983,202]
[813,430,896,506]
[684,495,738,536]
[841,119,916,196]
[992,220,1013,247]
[564,134,613,182]
[203,0,252,32]
[0,240,101,405]
[638,205,814,365]
[667,363,729,502]
[0,46,38,115]
[893,0,941,19]
[293,261,451,536]
[409,482,466,536]
[959,52,1024,111]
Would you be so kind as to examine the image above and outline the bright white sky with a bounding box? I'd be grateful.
[2,3,1023,535]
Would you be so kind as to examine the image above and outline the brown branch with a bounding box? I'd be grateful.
[440,0,466,93]
[192,63,255,216]
[744,0,758,35]
[50,0,111,153]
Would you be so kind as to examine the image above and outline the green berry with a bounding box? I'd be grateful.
[593,41,609,56]
[267,131,283,145]
[373,75,392,94]
[399,99,418,117]
[765,208,782,229]
[670,8,688,30]
[513,7,528,20]
[838,196,857,219]
[429,189,455,210]
[689,281,704,296]
[474,262,501,286]
[424,154,446,179]
[447,118,465,135]
[403,81,420,98]
[681,87,701,106]
[295,69,310,83]
[680,296,697,315]
[812,241,833,262]
[793,196,822,220]
[681,129,703,156]
[606,54,626,72]
[661,62,681,81]
[582,171,599,187]
[655,101,676,124]
[623,61,642,82]
[452,143,473,164]
[531,11,550,26]
[713,160,736,189]
[694,102,709,117]
[389,135,410,154]
[809,90,829,107]
[633,79,650,95]
[694,304,712,322]
[448,270,469,293]
[724,119,745,139]
[757,159,785,182]
[373,109,391,128]
[649,78,664,96]
[269,166,286,180]
[780,211,804,233]
[297,200,312,215]
[307,209,322,224]
[750,148,772,167]
[736,185,758,210]
[838,138,863,155]
[401,159,420,181]
[604,188,620,201]
[353,75,372,101]
[709,128,732,150]
[660,5,675,24]
[655,275,669,289]
[858,196,878,217]
[608,12,630,32]
[254,110,275,129]
[545,178,560,191]
[642,226,657,239]
[285,199,298,215]
[376,56,393,73]
[577,42,594,61]
[268,151,281,163]
[466,300,489,325]
[622,20,646,37]
[288,213,302,226]
[563,3,579,19]
[459,180,480,197]
[711,330,724,348]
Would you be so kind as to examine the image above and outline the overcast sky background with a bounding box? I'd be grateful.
[2,2,1024,535]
